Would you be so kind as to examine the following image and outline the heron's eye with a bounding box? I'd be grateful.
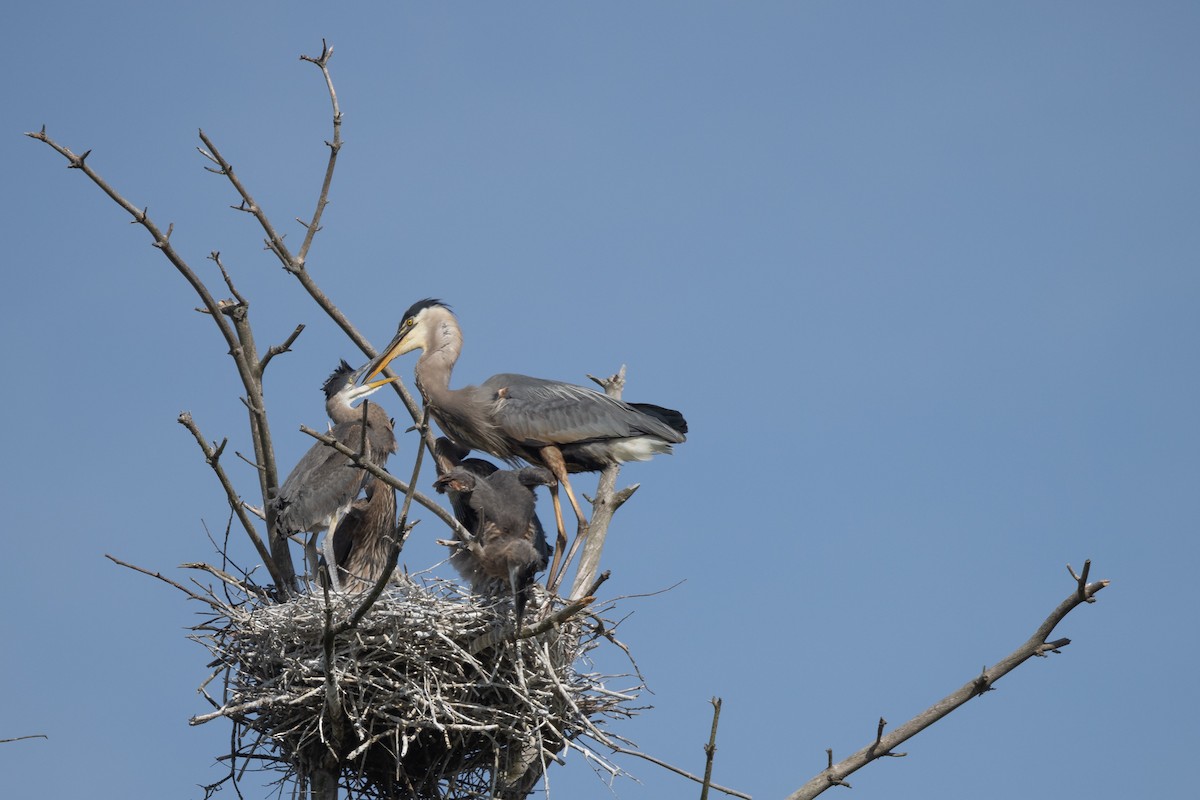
[405,317,415,328]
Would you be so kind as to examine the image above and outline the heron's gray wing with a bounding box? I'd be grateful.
[274,420,368,533]
[331,498,368,567]
[483,373,683,446]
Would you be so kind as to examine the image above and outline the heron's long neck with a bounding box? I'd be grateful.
[415,316,463,406]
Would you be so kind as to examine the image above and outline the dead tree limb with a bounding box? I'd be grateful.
[700,697,723,800]
[195,46,432,455]
[178,412,287,593]
[24,127,299,595]
[785,561,1110,800]
[565,366,640,600]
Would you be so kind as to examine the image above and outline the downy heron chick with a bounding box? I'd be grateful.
[273,360,399,591]
[322,476,398,594]
[364,299,687,587]
[434,457,553,629]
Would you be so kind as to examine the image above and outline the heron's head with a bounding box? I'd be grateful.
[364,298,452,382]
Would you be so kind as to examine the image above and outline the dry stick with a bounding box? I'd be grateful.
[606,745,751,800]
[468,571,612,656]
[785,562,1111,800]
[518,571,610,642]
[105,554,219,607]
[180,562,272,601]
[25,128,299,595]
[700,697,723,800]
[179,412,287,591]
[0,735,48,744]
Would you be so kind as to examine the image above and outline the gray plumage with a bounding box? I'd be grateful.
[434,458,553,629]
[365,300,687,586]
[325,476,398,594]
[273,360,398,590]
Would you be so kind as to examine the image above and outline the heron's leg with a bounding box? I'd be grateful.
[322,510,345,594]
[545,484,570,592]
[541,446,590,593]
[303,534,320,591]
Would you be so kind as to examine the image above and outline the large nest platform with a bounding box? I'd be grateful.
[188,573,643,800]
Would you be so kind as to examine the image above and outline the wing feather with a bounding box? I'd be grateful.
[483,373,683,446]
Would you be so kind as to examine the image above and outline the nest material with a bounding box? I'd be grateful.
[191,576,641,799]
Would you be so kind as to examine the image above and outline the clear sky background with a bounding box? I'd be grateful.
[5,3,1197,799]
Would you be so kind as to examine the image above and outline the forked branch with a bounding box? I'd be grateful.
[25,126,298,594]
[195,51,430,447]
[785,561,1110,800]
[565,366,638,600]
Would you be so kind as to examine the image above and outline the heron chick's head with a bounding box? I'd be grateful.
[364,298,453,382]
[324,359,399,405]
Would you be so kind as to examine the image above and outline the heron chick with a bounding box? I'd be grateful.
[323,476,398,594]
[273,360,399,592]
[363,299,687,588]
[434,456,553,630]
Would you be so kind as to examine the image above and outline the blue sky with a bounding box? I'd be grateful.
[5,3,1197,798]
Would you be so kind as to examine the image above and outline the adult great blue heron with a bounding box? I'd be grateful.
[273,360,399,592]
[433,438,553,629]
[363,299,687,585]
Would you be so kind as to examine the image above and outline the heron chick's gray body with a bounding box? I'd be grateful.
[364,299,687,588]
[273,360,399,592]
[434,439,552,628]
[325,476,398,594]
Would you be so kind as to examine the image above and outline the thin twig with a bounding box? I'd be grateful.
[179,412,287,592]
[607,744,752,800]
[106,554,218,607]
[700,697,723,800]
[518,571,611,641]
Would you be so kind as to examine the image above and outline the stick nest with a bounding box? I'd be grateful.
[190,575,643,799]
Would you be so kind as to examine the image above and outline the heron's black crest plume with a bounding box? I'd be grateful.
[322,359,356,399]
[401,298,448,323]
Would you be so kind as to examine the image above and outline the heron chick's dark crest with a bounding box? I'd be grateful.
[364,299,687,589]
[273,360,400,592]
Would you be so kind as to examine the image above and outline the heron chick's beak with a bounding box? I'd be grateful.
[346,372,400,403]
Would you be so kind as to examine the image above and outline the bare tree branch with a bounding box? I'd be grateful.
[785,562,1111,800]
[24,127,298,594]
[605,743,751,800]
[701,697,723,800]
[194,64,431,453]
[565,366,634,600]
[178,412,288,593]
[296,39,341,267]
[106,553,217,607]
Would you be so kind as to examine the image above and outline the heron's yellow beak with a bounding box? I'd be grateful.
[361,375,400,391]
[364,321,419,382]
